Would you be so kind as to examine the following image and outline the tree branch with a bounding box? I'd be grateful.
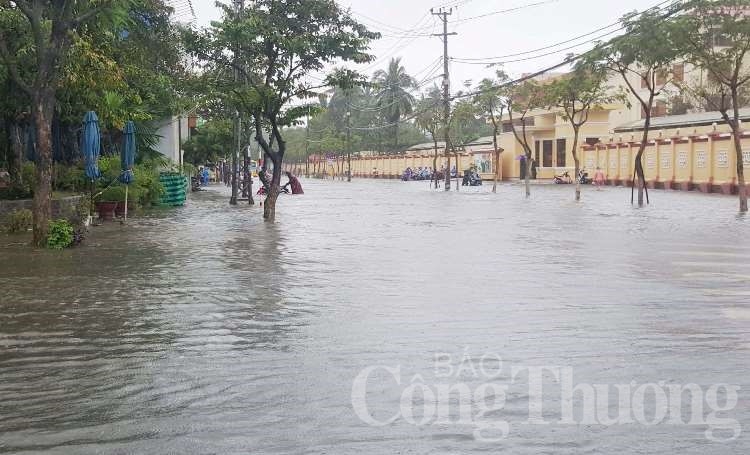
[0,38,32,95]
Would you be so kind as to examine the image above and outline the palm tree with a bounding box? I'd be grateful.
[372,58,416,152]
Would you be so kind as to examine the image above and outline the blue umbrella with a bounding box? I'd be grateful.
[82,111,101,180]
[120,121,136,184]
[120,121,136,220]
[82,111,100,224]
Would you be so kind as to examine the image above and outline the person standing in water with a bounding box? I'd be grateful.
[594,166,606,189]
[283,171,304,194]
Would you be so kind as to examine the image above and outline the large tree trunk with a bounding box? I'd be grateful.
[572,129,581,201]
[31,94,54,247]
[728,88,748,213]
[264,162,282,221]
[731,126,748,212]
[524,155,531,198]
[632,124,650,207]
[633,149,647,207]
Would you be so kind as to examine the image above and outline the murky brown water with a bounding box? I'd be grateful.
[1,180,749,454]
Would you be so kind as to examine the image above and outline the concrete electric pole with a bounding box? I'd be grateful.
[431,7,456,191]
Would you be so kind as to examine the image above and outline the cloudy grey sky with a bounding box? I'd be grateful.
[189,0,663,93]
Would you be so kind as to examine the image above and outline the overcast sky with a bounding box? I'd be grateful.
[189,0,662,93]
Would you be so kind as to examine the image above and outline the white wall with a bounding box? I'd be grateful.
[154,116,190,164]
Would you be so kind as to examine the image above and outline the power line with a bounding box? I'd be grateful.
[359,15,437,73]
[453,0,561,24]
[451,27,622,66]
[450,0,677,64]
[449,0,687,101]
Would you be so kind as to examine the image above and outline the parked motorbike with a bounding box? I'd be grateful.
[553,171,573,184]
[578,169,592,185]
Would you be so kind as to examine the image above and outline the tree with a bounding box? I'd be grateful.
[0,1,126,246]
[474,71,509,193]
[546,63,617,201]
[182,120,233,166]
[415,86,443,188]
[372,57,416,152]
[588,4,682,207]
[507,80,545,197]
[673,0,750,212]
[189,0,378,221]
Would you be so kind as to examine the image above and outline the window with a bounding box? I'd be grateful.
[645,100,668,118]
[673,64,685,82]
[556,138,566,167]
[655,71,666,87]
[543,140,553,167]
[713,31,732,48]
[534,140,541,164]
[585,137,599,146]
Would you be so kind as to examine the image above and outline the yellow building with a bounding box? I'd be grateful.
[495,106,616,180]
[300,104,750,195]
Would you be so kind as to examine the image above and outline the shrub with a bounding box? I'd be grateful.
[98,185,127,202]
[4,209,33,233]
[133,162,164,206]
[21,162,36,191]
[46,219,74,249]
[98,155,122,181]
[53,164,87,193]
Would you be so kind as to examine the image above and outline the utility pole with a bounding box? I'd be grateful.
[230,110,239,205]
[346,101,352,182]
[177,113,182,173]
[229,0,243,205]
[431,7,456,191]
[305,109,310,178]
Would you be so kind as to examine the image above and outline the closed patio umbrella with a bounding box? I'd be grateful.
[119,121,136,220]
[82,111,101,222]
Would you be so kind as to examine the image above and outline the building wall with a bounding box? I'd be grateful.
[496,108,616,180]
[154,116,190,164]
[296,125,750,194]
[580,129,750,193]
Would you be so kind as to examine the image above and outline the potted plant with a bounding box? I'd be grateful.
[95,186,125,221]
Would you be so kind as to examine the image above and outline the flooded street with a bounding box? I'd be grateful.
[1,180,749,454]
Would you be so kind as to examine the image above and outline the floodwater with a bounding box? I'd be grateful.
[1,179,749,454]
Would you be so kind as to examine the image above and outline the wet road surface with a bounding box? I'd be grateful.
[1,180,749,453]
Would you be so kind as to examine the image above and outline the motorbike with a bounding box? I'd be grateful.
[553,171,573,184]
[578,169,592,185]
[462,170,483,186]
